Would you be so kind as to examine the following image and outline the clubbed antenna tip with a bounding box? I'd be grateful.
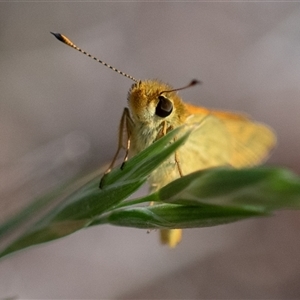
[50,31,138,83]
[159,79,201,96]
[190,79,201,86]
[50,32,63,42]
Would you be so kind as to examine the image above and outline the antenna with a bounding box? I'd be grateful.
[159,79,201,95]
[51,32,138,83]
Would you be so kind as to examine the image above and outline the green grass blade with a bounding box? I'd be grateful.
[0,125,191,259]
[90,167,300,230]
[91,203,267,229]
[157,167,300,210]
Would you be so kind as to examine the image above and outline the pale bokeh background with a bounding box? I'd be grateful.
[1,2,300,299]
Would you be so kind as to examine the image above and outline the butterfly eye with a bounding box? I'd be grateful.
[156,95,173,118]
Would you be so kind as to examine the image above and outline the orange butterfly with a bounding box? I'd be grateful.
[52,33,276,247]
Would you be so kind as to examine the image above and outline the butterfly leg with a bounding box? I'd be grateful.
[175,151,183,177]
[159,122,184,177]
[120,109,132,169]
[99,108,132,188]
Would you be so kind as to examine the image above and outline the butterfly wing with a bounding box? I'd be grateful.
[179,103,276,173]
[152,104,276,247]
[150,104,276,192]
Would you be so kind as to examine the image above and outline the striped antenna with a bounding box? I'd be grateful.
[51,32,138,83]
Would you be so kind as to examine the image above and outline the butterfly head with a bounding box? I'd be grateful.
[128,80,186,126]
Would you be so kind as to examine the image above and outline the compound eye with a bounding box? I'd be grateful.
[155,95,173,118]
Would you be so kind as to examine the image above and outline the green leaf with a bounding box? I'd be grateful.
[0,125,191,259]
[91,203,267,229]
[157,167,300,210]
[89,167,300,229]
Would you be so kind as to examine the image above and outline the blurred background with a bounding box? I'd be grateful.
[1,2,300,299]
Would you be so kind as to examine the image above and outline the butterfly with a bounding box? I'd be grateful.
[51,32,276,247]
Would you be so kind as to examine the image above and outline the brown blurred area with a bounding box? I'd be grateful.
[1,3,300,299]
